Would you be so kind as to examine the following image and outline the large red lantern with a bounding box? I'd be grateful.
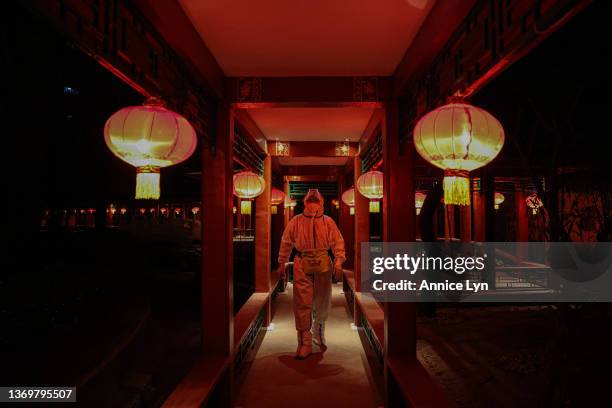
[413,101,504,206]
[357,171,383,213]
[233,171,265,215]
[341,188,355,215]
[270,188,285,214]
[104,97,197,200]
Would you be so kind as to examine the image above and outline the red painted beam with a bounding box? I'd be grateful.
[283,175,338,183]
[132,0,225,98]
[394,0,477,97]
[229,76,391,106]
[267,141,358,157]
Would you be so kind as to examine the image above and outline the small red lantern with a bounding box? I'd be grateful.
[270,188,285,214]
[104,97,197,200]
[357,171,383,213]
[233,171,265,215]
[526,193,543,214]
[494,192,505,210]
[342,188,355,215]
[415,192,427,215]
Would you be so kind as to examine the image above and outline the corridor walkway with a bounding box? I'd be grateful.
[235,282,382,408]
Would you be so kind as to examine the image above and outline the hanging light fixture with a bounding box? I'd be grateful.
[270,188,285,215]
[494,192,505,210]
[104,97,197,200]
[342,188,355,215]
[415,191,427,215]
[233,171,265,215]
[526,193,543,215]
[413,100,504,206]
[357,171,383,213]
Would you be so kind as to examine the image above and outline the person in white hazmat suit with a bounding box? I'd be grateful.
[276,189,346,359]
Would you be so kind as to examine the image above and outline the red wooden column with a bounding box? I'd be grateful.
[201,103,234,404]
[283,178,291,227]
[460,205,472,241]
[353,155,369,325]
[255,155,272,324]
[339,174,355,270]
[382,100,417,406]
[472,179,486,242]
[515,188,529,259]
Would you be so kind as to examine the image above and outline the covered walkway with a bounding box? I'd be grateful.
[235,282,382,408]
[14,0,599,406]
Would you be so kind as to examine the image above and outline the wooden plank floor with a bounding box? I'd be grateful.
[234,282,382,408]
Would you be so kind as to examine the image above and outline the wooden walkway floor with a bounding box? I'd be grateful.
[234,282,382,408]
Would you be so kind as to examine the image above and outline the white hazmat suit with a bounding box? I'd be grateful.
[277,189,346,359]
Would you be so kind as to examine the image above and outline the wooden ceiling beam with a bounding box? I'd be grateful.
[132,0,225,98]
[393,0,477,97]
[267,141,357,157]
[228,76,391,106]
[280,166,344,178]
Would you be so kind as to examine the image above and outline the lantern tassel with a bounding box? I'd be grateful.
[241,200,252,215]
[136,166,161,200]
[443,172,470,206]
[369,201,380,213]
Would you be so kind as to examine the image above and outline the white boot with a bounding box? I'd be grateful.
[312,322,326,347]
[295,330,312,359]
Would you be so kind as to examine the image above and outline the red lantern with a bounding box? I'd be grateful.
[341,188,355,215]
[104,97,197,200]
[284,197,297,208]
[526,193,543,214]
[357,171,383,213]
[494,192,505,210]
[415,192,427,215]
[270,188,285,214]
[233,171,265,215]
[414,101,504,206]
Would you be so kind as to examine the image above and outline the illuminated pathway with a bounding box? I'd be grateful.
[235,282,382,408]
